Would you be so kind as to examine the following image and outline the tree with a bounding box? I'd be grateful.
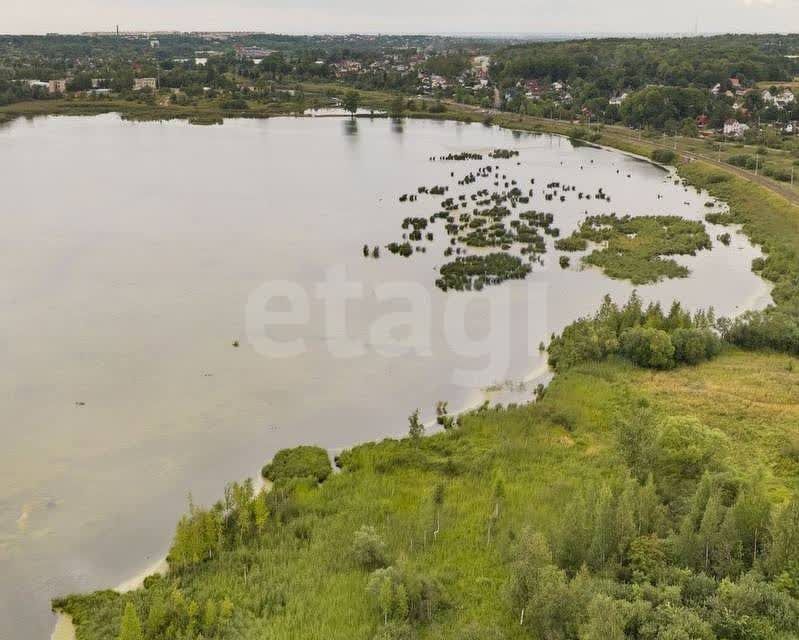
[628,535,666,578]
[579,595,626,640]
[620,326,675,369]
[368,567,403,624]
[730,478,771,569]
[343,90,360,116]
[589,484,617,568]
[389,95,405,118]
[617,408,658,482]
[67,72,93,92]
[767,498,799,583]
[655,417,726,501]
[118,602,143,640]
[408,409,424,441]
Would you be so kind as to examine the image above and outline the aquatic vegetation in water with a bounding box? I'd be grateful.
[386,242,413,257]
[555,236,589,252]
[434,152,484,161]
[435,253,531,291]
[489,148,520,159]
[558,214,711,284]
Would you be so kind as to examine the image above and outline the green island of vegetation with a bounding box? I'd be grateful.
[556,215,712,284]
[435,253,531,291]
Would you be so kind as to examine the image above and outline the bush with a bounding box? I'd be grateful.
[651,149,677,164]
[671,328,721,365]
[261,445,332,483]
[620,327,675,369]
[555,236,588,251]
[352,525,390,570]
[723,310,799,355]
[221,98,248,110]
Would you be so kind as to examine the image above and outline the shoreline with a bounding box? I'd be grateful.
[45,108,776,640]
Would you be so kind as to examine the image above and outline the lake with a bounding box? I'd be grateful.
[0,113,771,639]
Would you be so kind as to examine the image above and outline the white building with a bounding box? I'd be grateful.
[609,92,628,105]
[134,78,157,91]
[48,79,68,94]
[723,119,750,138]
[762,88,795,109]
[23,79,49,90]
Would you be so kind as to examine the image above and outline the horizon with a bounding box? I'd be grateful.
[4,0,799,37]
[3,29,799,39]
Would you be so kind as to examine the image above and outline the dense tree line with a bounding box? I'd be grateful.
[548,294,721,371]
[492,36,798,92]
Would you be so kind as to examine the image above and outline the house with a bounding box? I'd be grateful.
[609,92,628,105]
[48,79,68,94]
[763,88,795,109]
[695,114,710,128]
[333,60,362,77]
[729,77,742,90]
[134,78,157,91]
[723,119,750,138]
[711,83,722,96]
[430,75,448,89]
[23,79,49,90]
[524,79,545,100]
[472,55,491,74]
[234,45,275,60]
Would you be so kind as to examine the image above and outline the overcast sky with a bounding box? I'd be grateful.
[4,0,799,36]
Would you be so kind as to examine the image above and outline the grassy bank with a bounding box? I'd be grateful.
[0,97,294,125]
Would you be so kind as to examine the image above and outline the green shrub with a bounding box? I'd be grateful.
[351,525,390,570]
[261,445,332,483]
[651,149,677,164]
[671,328,721,365]
[620,327,676,369]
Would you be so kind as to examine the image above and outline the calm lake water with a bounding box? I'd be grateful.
[0,114,771,639]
